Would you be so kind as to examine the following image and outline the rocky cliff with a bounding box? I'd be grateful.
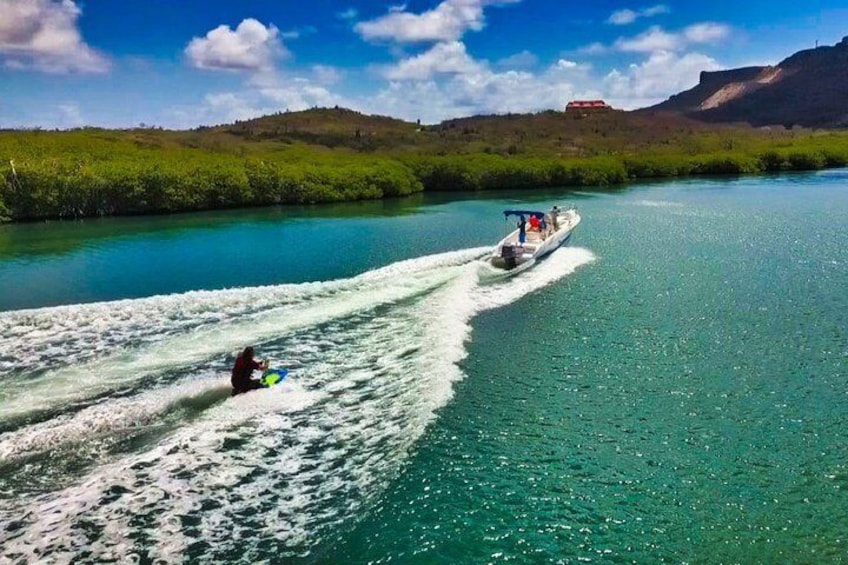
[644,37,848,128]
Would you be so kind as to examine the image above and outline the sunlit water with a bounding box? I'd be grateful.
[1,171,846,563]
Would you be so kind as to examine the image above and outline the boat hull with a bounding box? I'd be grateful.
[489,210,580,271]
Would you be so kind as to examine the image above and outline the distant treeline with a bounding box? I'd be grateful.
[2,129,848,222]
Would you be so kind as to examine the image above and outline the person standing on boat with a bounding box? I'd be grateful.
[518,215,527,244]
[550,206,560,231]
[231,346,269,396]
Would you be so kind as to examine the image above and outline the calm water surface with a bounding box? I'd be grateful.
[0,172,846,564]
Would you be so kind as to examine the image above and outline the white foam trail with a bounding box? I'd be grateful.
[0,247,490,376]
[1,386,322,564]
[0,248,491,422]
[0,246,595,563]
[0,376,228,462]
[474,247,596,312]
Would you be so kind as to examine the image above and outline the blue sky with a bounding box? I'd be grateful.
[1,0,846,129]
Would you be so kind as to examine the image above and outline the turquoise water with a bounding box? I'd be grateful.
[1,172,846,563]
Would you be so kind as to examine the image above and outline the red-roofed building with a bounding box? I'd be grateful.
[566,100,611,112]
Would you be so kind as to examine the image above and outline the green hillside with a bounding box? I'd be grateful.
[216,106,806,157]
[2,106,848,222]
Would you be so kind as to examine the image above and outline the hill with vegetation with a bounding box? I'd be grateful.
[644,36,848,128]
[217,106,753,157]
[3,105,848,222]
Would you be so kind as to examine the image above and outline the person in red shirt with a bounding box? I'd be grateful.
[231,346,269,396]
[528,214,540,231]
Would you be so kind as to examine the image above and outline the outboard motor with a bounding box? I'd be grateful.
[501,244,518,269]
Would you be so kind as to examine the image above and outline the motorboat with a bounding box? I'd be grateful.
[488,207,581,271]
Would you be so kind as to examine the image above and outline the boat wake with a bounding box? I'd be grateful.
[0,245,595,563]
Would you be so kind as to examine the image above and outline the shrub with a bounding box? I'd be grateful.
[691,154,759,175]
[624,155,693,179]
[757,151,786,171]
[566,158,628,186]
[785,151,825,171]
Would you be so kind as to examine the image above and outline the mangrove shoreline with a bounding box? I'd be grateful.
[4,114,848,223]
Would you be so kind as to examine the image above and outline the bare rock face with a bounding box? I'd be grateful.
[644,37,848,128]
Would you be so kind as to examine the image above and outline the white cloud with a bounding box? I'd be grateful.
[642,5,670,17]
[383,41,484,80]
[311,64,344,85]
[578,42,608,55]
[166,4,723,129]
[496,50,538,69]
[250,69,350,109]
[611,22,731,53]
[172,41,721,128]
[607,5,669,25]
[361,49,602,123]
[0,0,108,73]
[365,80,467,122]
[355,0,520,44]
[604,50,721,108]
[684,22,730,43]
[185,19,286,71]
[357,37,723,122]
[200,92,274,124]
[169,81,352,129]
[615,25,680,52]
[337,8,358,20]
[257,83,345,110]
[550,58,592,74]
[173,29,352,128]
[545,58,593,83]
[364,65,600,123]
[608,9,638,26]
[279,26,317,40]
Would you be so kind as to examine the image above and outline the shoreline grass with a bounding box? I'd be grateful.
[3,119,848,222]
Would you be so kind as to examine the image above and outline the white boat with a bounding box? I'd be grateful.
[488,207,581,271]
